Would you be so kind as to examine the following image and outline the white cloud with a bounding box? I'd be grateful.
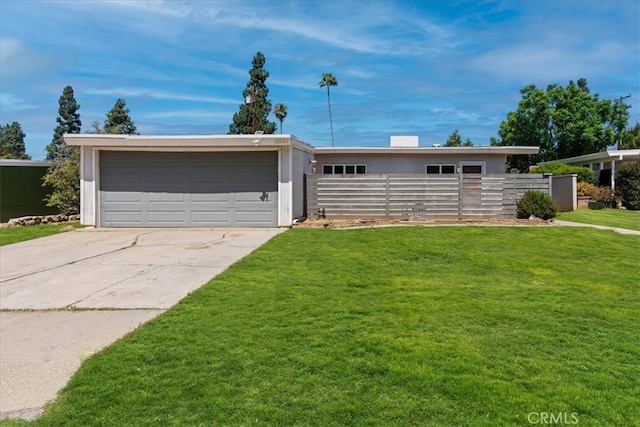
[471,41,629,82]
[142,110,231,121]
[84,88,238,105]
[0,93,37,112]
[0,37,23,63]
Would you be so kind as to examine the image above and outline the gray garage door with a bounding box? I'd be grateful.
[100,151,278,227]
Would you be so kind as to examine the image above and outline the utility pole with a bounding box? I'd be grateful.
[616,94,631,149]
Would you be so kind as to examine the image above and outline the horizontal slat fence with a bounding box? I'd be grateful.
[307,174,550,219]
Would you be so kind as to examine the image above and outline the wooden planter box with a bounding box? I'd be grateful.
[577,196,590,209]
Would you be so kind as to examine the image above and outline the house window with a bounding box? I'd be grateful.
[460,162,485,174]
[426,164,456,174]
[322,164,367,175]
[442,165,456,174]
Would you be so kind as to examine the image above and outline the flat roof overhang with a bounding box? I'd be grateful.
[314,146,540,155]
[64,134,315,153]
[547,149,640,164]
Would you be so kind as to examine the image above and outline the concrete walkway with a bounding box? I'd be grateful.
[552,220,640,235]
[0,228,283,420]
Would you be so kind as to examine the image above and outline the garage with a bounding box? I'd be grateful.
[99,151,278,227]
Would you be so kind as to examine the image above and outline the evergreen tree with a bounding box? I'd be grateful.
[445,129,474,147]
[104,98,138,134]
[0,122,30,159]
[229,52,277,134]
[46,85,81,160]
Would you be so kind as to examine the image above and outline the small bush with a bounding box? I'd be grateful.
[42,147,80,215]
[516,190,557,220]
[532,161,594,183]
[592,187,617,207]
[615,162,640,210]
[576,182,598,198]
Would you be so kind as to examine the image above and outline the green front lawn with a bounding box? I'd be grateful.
[557,209,640,231]
[0,222,82,246]
[7,227,640,426]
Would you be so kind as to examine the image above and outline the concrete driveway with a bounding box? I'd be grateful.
[0,227,283,420]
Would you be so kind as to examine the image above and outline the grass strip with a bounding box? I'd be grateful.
[557,209,640,231]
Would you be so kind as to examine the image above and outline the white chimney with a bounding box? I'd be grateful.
[390,135,419,147]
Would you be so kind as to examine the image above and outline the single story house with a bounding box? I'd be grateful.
[552,148,640,190]
[65,134,538,228]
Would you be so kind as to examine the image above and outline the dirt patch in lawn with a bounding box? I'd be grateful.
[293,217,553,229]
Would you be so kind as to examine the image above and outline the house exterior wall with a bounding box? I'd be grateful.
[313,153,507,174]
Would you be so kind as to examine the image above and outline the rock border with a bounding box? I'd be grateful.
[2,214,81,228]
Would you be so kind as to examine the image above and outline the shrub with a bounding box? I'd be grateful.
[615,162,640,210]
[42,147,80,215]
[576,182,598,198]
[592,187,616,206]
[532,161,594,183]
[516,190,557,220]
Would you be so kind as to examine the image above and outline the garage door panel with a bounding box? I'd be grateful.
[191,193,231,202]
[234,191,275,202]
[191,211,230,224]
[189,170,230,184]
[235,210,277,225]
[147,192,186,202]
[147,211,186,224]
[102,211,143,224]
[102,191,143,203]
[100,151,278,227]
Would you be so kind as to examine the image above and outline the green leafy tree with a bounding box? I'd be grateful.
[619,123,640,149]
[492,78,629,171]
[445,129,473,147]
[274,103,288,134]
[104,98,138,134]
[46,85,81,160]
[42,148,80,215]
[0,122,30,159]
[229,52,277,134]
[319,72,338,147]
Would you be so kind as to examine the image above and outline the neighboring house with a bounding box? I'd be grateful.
[551,149,640,190]
[66,134,538,228]
[0,159,58,222]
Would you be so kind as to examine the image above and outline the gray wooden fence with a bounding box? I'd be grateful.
[306,174,551,219]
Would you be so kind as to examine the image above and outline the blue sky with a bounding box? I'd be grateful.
[1,0,638,160]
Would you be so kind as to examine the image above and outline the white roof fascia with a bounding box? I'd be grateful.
[64,134,296,149]
[551,149,640,164]
[314,146,540,155]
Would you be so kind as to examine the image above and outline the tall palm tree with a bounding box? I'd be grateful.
[319,72,338,147]
[274,103,288,134]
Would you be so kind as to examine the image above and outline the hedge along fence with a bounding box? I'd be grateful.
[306,174,551,220]
[0,160,59,223]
